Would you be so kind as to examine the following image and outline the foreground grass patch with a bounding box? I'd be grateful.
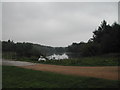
[3,66,119,88]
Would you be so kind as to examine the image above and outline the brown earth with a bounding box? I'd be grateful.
[21,64,119,80]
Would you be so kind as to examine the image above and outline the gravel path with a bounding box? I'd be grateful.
[22,64,119,80]
[2,59,37,66]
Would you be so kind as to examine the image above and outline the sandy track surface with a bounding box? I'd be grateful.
[21,64,119,80]
[2,59,119,80]
[2,59,37,66]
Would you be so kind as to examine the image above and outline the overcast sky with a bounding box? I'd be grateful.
[2,2,118,47]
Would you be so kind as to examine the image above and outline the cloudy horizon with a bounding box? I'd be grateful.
[2,2,118,47]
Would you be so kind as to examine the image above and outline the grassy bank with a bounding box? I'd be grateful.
[2,66,119,88]
[39,56,119,66]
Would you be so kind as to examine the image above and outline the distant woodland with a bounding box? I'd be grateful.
[1,20,120,59]
[1,40,66,59]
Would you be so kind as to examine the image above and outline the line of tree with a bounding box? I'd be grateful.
[67,20,120,56]
[2,40,66,59]
[2,40,39,58]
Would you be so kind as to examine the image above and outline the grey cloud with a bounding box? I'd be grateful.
[2,2,117,47]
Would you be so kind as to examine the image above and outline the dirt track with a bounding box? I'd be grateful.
[2,59,119,80]
[21,64,119,80]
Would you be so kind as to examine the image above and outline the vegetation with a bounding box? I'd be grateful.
[38,55,119,66]
[3,66,119,88]
[2,40,65,60]
[67,20,120,56]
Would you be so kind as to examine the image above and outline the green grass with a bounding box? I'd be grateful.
[39,56,119,66]
[2,66,119,88]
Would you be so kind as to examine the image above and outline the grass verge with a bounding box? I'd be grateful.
[39,56,119,66]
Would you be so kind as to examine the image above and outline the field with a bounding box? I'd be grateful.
[2,65,119,88]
